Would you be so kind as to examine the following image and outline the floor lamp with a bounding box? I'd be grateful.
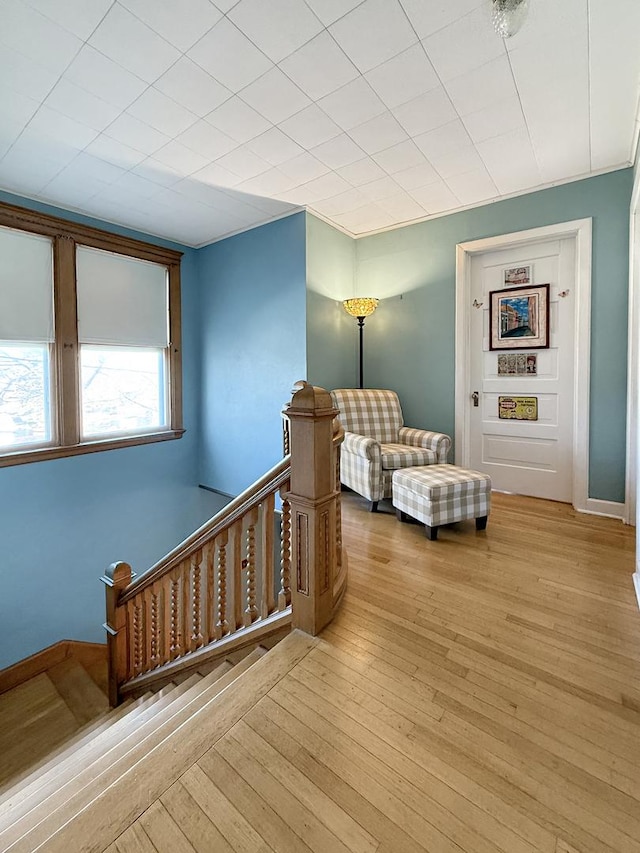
[342,297,379,389]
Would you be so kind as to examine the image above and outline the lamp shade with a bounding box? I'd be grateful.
[342,297,379,318]
[491,0,529,38]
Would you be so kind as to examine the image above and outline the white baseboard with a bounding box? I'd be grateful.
[633,573,640,611]
[579,499,627,520]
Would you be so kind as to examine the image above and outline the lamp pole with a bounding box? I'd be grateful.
[357,315,365,389]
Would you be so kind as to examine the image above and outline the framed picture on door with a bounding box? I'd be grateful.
[489,283,550,350]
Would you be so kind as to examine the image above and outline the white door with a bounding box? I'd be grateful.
[469,238,575,502]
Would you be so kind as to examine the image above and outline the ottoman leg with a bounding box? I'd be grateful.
[425,525,438,541]
[476,515,488,531]
[396,508,410,523]
[369,501,379,513]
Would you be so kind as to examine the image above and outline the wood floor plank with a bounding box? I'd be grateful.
[264,686,471,853]
[160,781,235,853]
[268,677,553,853]
[243,703,424,853]
[275,658,613,853]
[136,801,196,853]
[225,720,379,853]
[213,731,357,853]
[197,748,312,853]
[180,764,273,853]
[114,824,157,853]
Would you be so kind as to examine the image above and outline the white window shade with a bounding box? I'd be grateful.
[76,246,169,347]
[0,226,54,342]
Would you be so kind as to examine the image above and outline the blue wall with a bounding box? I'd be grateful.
[198,212,307,495]
[352,170,632,502]
[0,192,221,669]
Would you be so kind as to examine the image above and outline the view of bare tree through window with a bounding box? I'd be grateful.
[80,346,166,438]
[0,344,50,448]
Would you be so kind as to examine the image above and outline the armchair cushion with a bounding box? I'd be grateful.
[380,443,438,469]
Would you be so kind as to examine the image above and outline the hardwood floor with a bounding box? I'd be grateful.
[97,494,640,851]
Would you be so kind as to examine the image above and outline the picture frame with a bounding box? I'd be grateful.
[489,283,550,351]
[503,265,531,285]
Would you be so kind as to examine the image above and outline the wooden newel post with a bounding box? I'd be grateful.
[283,381,340,635]
[101,560,133,707]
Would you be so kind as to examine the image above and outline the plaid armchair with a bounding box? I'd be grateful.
[330,388,451,511]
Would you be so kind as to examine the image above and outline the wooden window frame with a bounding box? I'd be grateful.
[0,200,184,468]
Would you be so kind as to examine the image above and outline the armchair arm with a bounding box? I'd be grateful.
[399,427,451,462]
[342,431,381,461]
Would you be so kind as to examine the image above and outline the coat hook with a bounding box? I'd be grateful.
[558,289,570,298]
[473,299,483,308]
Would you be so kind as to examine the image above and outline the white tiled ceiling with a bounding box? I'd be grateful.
[0,0,638,245]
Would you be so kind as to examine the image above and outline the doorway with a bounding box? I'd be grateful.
[455,219,592,512]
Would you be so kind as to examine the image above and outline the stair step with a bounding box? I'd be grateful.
[0,674,78,787]
[1,634,315,853]
[0,691,160,804]
[0,661,233,837]
[0,670,217,825]
[47,659,109,726]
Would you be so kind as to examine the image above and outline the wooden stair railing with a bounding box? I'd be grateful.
[102,381,346,706]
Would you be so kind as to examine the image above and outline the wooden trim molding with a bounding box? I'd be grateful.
[0,199,184,467]
[0,200,182,265]
[0,429,185,469]
[0,640,107,695]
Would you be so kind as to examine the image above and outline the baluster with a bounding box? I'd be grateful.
[278,490,292,609]
[260,492,276,618]
[244,507,259,626]
[132,597,144,676]
[161,577,172,664]
[191,549,203,650]
[169,572,181,659]
[232,519,243,631]
[216,530,230,638]
[126,605,135,680]
[205,540,216,643]
[150,587,161,668]
[143,588,152,673]
[181,560,190,657]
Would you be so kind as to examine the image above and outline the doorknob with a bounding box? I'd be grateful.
[472,391,479,407]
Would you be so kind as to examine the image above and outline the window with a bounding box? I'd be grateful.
[0,226,55,451]
[0,201,183,467]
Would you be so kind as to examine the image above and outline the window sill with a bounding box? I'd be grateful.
[0,429,186,468]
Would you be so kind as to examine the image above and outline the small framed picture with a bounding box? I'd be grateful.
[504,265,531,285]
[489,283,550,351]
[497,352,538,375]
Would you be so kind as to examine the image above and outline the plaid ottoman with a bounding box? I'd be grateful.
[392,464,491,541]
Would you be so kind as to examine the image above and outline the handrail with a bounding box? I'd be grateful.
[120,456,291,603]
[102,381,347,706]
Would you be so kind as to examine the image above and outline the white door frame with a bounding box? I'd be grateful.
[627,169,640,531]
[628,167,640,606]
[454,218,621,518]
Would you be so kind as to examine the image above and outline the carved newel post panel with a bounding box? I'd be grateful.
[101,560,133,707]
[283,381,341,636]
